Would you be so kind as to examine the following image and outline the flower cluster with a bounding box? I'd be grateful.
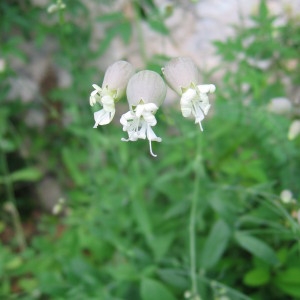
[89,57,216,156]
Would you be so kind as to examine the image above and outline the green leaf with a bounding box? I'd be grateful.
[141,278,176,300]
[131,198,153,245]
[148,18,169,35]
[5,256,23,270]
[0,167,42,184]
[151,233,175,260]
[200,219,231,269]
[157,269,189,291]
[18,278,38,292]
[97,25,119,56]
[235,232,279,266]
[0,138,16,152]
[275,268,300,297]
[243,267,270,286]
[107,263,138,281]
[62,148,85,187]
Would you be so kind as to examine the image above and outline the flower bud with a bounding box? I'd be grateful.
[162,56,200,95]
[126,70,167,107]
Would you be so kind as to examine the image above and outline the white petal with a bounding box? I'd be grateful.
[135,104,146,118]
[101,95,115,112]
[181,106,192,118]
[146,125,162,142]
[143,112,157,126]
[180,90,195,118]
[92,84,102,92]
[197,84,216,94]
[138,122,147,139]
[200,103,211,115]
[89,95,96,106]
[126,70,167,107]
[93,108,115,127]
[144,103,159,113]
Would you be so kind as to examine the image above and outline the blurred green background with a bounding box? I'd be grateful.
[1,0,300,299]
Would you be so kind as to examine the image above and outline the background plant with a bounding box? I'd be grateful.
[1,0,300,299]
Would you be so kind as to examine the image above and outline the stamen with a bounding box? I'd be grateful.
[198,121,203,131]
[149,139,157,157]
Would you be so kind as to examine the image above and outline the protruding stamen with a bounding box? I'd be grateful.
[149,139,157,157]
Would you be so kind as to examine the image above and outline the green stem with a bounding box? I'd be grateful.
[1,151,26,250]
[189,139,202,300]
[132,0,147,63]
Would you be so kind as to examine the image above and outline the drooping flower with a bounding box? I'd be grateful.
[162,56,216,131]
[120,70,167,157]
[90,60,134,128]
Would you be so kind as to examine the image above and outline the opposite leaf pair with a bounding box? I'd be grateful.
[89,57,216,156]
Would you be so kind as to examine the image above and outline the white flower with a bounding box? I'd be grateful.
[90,60,134,128]
[288,120,300,140]
[47,0,66,13]
[181,84,215,131]
[280,190,294,204]
[268,97,292,115]
[162,57,215,131]
[121,70,167,157]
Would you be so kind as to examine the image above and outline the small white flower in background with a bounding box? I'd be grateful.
[288,120,300,140]
[280,190,295,204]
[90,60,134,128]
[47,0,66,13]
[0,58,6,73]
[121,70,167,157]
[52,198,65,215]
[162,56,216,131]
[268,97,292,115]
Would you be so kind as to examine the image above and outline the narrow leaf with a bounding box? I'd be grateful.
[200,219,231,269]
[141,278,176,300]
[235,231,279,265]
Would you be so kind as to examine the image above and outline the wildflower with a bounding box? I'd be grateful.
[162,57,215,131]
[280,190,295,204]
[120,70,167,157]
[47,0,66,13]
[90,60,134,128]
[52,198,65,215]
[288,120,300,140]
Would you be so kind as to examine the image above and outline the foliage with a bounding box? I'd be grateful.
[1,0,300,299]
